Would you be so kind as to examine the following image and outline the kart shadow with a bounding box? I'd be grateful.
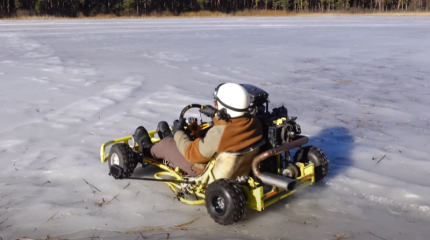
[299,125,355,181]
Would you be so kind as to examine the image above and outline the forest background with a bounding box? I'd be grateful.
[1,0,430,19]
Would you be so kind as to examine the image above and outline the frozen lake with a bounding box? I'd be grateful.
[1,17,430,240]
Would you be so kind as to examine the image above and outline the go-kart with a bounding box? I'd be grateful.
[100,84,329,225]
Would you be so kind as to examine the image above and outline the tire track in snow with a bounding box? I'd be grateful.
[130,85,210,118]
[89,84,213,139]
[0,33,106,136]
[45,76,144,126]
[0,33,63,73]
[142,51,195,69]
[191,66,240,82]
[0,76,145,150]
[225,67,261,81]
[324,180,430,217]
[0,33,98,87]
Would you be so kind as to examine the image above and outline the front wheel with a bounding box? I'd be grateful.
[108,143,138,177]
[205,179,246,225]
[294,146,329,182]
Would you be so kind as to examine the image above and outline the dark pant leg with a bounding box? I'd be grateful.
[150,137,198,177]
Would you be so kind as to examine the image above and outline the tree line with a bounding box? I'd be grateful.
[1,0,429,18]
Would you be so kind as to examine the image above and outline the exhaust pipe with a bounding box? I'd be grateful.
[258,172,297,191]
[252,135,309,191]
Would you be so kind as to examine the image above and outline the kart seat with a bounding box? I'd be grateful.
[191,139,266,184]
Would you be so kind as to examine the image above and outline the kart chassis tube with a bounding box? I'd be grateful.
[119,176,196,184]
[251,135,309,191]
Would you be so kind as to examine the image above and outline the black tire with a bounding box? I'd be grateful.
[293,146,329,182]
[282,163,301,179]
[108,143,138,177]
[205,179,246,225]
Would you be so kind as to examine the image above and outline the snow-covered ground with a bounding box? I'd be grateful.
[1,17,430,240]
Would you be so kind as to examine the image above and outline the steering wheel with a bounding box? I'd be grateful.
[179,104,214,137]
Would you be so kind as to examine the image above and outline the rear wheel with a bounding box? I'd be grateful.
[294,146,329,182]
[108,143,138,177]
[205,179,246,225]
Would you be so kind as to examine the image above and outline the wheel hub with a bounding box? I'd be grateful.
[282,169,293,177]
[212,195,225,213]
[111,153,120,166]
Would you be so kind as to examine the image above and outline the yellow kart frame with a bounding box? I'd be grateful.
[100,127,318,213]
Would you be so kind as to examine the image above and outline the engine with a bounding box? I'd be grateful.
[240,84,301,148]
[240,84,302,174]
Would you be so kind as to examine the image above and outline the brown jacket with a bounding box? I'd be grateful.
[174,115,263,174]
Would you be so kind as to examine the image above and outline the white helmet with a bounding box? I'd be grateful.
[214,83,250,118]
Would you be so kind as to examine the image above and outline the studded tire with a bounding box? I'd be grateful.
[108,143,138,177]
[294,146,329,182]
[205,179,246,225]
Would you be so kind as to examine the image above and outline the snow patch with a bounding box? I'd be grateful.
[405,193,419,199]
[0,139,25,147]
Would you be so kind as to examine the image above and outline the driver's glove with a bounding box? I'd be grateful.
[172,117,187,135]
[199,105,217,118]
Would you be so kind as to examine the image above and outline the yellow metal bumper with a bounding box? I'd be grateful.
[100,130,161,163]
[244,163,315,211]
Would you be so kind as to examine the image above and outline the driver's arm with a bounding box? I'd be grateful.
[174,125,226,164]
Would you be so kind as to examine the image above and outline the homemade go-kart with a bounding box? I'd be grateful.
[100,83,329,225]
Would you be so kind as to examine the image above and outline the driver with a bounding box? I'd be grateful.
[133,83,263,177]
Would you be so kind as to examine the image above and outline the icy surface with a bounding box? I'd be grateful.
[1,17,430,240]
